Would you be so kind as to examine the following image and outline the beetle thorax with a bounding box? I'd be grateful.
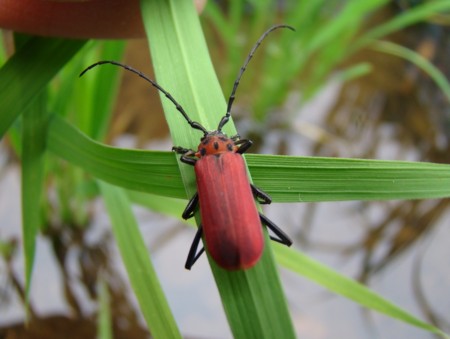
[196,132,238,157]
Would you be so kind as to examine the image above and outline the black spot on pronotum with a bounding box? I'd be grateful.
[200,148,206,156]
[227,143,233,151]
[214,142,219,150]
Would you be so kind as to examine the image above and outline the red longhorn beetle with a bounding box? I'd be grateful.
[80,24,294,270]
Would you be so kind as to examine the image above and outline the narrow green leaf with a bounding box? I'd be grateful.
[47,116,450,203]
[126,190,195,226]
[98,180,181,339]
[336,62,373,83]
[21,92,49,306]
[76,41,126,140]
[0,37,86,138]
[140,0,296,337]
[274,244,449,338]
[370,40,450,102]
[302,0,389,57]
[47,115,183,196]
[97,277,113,339]
[246,154,450,202]
[354,0,450,51]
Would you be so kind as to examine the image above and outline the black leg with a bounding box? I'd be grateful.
[185,225,205,270]
[230,134,241,141]
[260,213,292,246]
[172,146,191,154]
[182,193,199,219]
[251,184,272,204]
[172,147,197,165]
[235,139,253,154]
[180,155,197,166]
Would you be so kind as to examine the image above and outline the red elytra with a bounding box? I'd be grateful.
[80,25,295,270]
[195,149,264,270]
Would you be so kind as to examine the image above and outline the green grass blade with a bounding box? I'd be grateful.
[21,92,49,307]
[302,0,389,57]
[75,41,126,140]
[97,277,113,339]
[274,244,449,338]
[246,154,450,202]
[335,62,373,83]
[140,0,296,337]
[47,115,184,197]
[0,37,86,138]
[98,180,181,339]
[354,0,450,51]
[47,117,450,203]
[126,190,195,226]
[370,40,450,101]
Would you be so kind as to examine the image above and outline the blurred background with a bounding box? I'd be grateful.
[1,1,450,338]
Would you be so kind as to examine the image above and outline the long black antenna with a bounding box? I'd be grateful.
[217,24,295,132]
[79,60,209,135]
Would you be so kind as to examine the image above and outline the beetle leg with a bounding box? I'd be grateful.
[172,146,191,154]
[182,192,199,219]
[251,184,272,204]
[180,155,197,166]
[185,225,205,270]
[172,147,197,166]
[235,139,253,154]
[230,134,241,141]
[259,213,292,246]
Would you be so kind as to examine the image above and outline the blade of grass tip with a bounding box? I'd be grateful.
[0,37,86,138]
[245,154,450,203]
[21,91,49,315]
[98,181,181,339]
[370,40,450,102]
[274,244,450,338]
[97,277,112,339]
[335,62,373,83]
[140,0,295,337]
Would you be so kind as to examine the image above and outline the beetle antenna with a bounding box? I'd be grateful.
[217,24,295,132]
[80,60,209,135]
